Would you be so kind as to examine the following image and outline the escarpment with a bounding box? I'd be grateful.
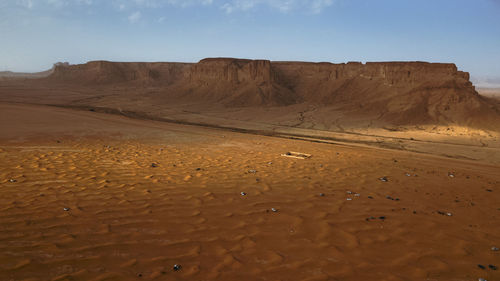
[50,61,190,85]
[37,57,500,130]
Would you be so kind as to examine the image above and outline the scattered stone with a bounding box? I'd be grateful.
[405,173,411,177]
[346,191,353,194]
[478,264,486,270]
[448,172,455,178]
[478,278,487,281]
[319,193,325,197]
[491,247,499,251]
[368,196,374,199]
[281,151,311,159]
[240,192,247,196]
[267,162,272,165]
[173,264,182,271]
[248,169,257,173]
[195,168,201,171]
[8,179,17,183]
[63,207,70,211]
[437,210,452,216]
[413,210,417,214]
[486,189,493,192]
[489,264,498,270]
[366,216,389,222]
[379,177,388,182]
[151,163,158,168]
[137,273,143,277]
[271,208,278,212]
[346,198,352,201]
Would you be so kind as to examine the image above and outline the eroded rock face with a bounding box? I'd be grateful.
[40,57,500,130]
[189,58,275,84]
[48,58,475,95]
[50,60,189,85]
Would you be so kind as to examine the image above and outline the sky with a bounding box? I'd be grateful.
[1,0,500,82]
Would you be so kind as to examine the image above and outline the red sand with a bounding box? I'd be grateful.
[0,103,499,281]
[1,58,500,281]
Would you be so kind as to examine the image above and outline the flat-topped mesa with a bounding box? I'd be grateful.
[273,61,472,86]
[182,58,297,106]
[47,58,474,91]
[189,58,276,84]
[6,57,499,130]
[363,62,471,86]
[49,60,189,85]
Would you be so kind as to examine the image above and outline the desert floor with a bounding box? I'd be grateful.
[0,102,499,281]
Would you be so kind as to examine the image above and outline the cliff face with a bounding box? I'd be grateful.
[189,58,275,83]
[43,58,499,130]
[50,61,189,85]
[180,58,298,106]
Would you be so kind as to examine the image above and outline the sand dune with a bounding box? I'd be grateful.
[0,103,499,281]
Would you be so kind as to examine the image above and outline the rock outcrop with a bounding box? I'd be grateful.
[39,57,499,130]
[50,60,190,85]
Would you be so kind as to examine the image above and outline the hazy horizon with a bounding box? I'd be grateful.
[1,0,500,79]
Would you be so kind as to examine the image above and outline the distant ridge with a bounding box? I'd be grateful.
[0,69,53,79]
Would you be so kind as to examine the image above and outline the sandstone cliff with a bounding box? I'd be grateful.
[40,58,499,130]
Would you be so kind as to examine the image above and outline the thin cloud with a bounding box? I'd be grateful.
[115,0,333,13]
[128,10,141,23]
[116,0,215,8]
[17,0,34,9]
[12,0,93,9]
[9,0,333,14]
[220,0,335,14]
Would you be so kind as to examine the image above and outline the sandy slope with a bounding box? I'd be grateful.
[0,103,499,281]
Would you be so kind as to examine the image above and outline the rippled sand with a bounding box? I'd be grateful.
[0,103,499,281]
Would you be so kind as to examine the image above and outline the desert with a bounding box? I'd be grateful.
[2,1,500,280]
[1,57,500,281]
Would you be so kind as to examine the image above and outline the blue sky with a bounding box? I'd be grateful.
[1,0,500,80]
